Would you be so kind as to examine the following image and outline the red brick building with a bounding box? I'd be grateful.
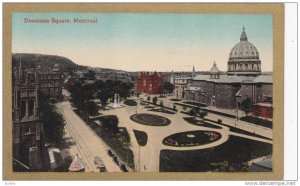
[252,103,273,119]
[136,71,164,94]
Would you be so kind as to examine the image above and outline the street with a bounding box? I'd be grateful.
[57,101,122,172]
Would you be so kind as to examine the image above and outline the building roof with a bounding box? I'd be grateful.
[248,157,272,172]
[229,27,260,60]
[174,76,193,80]
[186,86,202,91]
[193,73,273,84]
[253,75,273,83]
[193,74,256,83]
[254,102,273,107]
[68,155,85,172]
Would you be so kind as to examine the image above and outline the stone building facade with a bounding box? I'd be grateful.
[12,61,49,171]
[185,28,273,115]
[38,64,63,102]
[173,77,193,99]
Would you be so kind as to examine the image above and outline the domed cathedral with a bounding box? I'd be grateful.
[184,27,273,119]
[227,27,261,76]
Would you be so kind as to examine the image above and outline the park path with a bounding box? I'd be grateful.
[102,96,272,172]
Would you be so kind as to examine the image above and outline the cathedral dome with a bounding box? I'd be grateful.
[229,41,259,60]
[210,61,220,74]
[227,27,261,76]
[209,62,220,79]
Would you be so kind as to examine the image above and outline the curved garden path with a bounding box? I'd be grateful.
[101,97,272,172]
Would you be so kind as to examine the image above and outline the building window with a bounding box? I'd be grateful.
[20,100,26,118]
[28,99,34,117]
[24,125,30,134]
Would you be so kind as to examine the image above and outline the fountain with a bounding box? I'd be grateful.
[109,93,123,108]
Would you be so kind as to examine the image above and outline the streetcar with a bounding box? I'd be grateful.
[94,156,106,172]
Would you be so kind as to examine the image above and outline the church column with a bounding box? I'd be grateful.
[14,88,20,121]
[36,122,41,140]
[35,87,39,117]
[26,98,29,118]
[33,99,36,117]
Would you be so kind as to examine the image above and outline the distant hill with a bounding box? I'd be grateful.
[12,53,87,72]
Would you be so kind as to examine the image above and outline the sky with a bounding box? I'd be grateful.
[12,13,273,72]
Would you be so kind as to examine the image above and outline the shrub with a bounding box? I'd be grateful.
[99,115,119,134]
[152,96,158,105]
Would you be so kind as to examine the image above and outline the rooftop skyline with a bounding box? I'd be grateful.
[12,13,273,72]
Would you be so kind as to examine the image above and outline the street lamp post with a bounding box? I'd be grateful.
[235,95,241,124]
[201,91,206,104]
[138,145,141,172]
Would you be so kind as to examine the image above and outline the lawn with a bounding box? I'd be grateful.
[160,135,272,172]
[149,108,176,114]
[204,118,272,140]
[130,113,171,126]
[240,116,272,129]
[133,130,148,146]
[124,99,138,106]
[162,130,221,147]
[183,117,222,129]
[183,101,208,107]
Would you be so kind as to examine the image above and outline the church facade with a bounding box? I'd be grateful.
[12,61,50,171]
[185,28,273,117]
[38,64,63,102]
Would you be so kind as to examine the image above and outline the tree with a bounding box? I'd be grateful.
[84,70,96,80]
[97,89,114,108]
[54,156,73,172]
[162,82,175,95]
[86,101,99,116]
[199,110,208,118]
[189,107,200,119]
[160,100,164,107]
[100,115,119,134]
[43,111,65,146]
[39,91,65,146]
[69,81,85,109]
[152,96,158,105]
[240,98,252,116]
[136,91,140,99]
[173,105,177,111]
